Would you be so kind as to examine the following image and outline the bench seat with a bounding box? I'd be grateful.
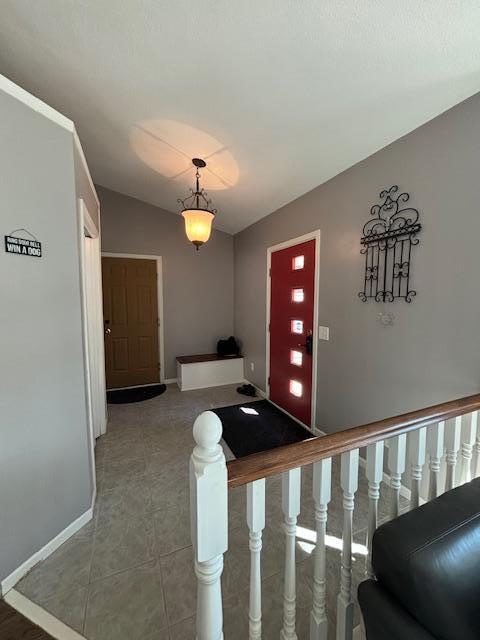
[176,353,244,391]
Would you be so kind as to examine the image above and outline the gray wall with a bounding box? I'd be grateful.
[0,89,93,582]
[98,186,234,379]
[235,92,480,433]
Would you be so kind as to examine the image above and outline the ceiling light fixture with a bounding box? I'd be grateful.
[178,158,217,250]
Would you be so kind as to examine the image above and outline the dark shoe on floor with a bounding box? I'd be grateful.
[237,384,256,397]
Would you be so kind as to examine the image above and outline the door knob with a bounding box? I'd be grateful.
[105,327,111,335]
[305,333,313,355]
[298,333,313,355]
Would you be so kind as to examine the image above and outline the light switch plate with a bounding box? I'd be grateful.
[318,326,330,341]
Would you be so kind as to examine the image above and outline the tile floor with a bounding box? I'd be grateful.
[16,384,407,639]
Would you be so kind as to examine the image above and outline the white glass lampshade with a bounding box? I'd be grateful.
[182,208,215,248]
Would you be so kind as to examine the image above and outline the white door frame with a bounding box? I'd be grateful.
[78,198,108,501]
[265,230,321,431]
[101,252,166,385]
[81,207,108,439]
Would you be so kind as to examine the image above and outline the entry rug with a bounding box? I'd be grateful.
[107,384,166,404]
[213,399,312,458]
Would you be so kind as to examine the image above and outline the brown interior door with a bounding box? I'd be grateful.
[102,257,160,389]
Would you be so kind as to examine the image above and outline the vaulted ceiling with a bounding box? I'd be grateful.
[1,1,480,233]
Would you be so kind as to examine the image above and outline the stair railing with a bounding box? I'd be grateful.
[190,393,480,640]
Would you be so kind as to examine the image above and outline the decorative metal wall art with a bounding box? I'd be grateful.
[358,185,421,303]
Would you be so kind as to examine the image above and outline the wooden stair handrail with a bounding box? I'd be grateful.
[227,393,480,488]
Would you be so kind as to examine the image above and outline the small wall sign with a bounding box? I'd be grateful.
[4,229,42,258]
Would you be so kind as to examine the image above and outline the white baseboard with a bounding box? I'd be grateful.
[90,485,97,513]
[164,377,177,385]
[4,589,87,639]
[1,502,94,596]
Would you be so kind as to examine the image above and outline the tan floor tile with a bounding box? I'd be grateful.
[90,515,155,581]
[153,502,191,557]
[149,461,189,513]
[40,585,88,634]
[84,561,168,640]
[160,546,196,626]
[95,476,153,528]
[16,527,94,602]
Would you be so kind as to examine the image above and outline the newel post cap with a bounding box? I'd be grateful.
[193,410,222,451]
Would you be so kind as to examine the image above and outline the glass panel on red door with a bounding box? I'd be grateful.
[269,239,315,427]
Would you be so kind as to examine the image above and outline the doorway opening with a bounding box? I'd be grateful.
[101,253,165,390]
[78,198,107,499]
[266,230,320,430]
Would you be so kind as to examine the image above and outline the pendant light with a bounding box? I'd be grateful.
[178,158,217,250]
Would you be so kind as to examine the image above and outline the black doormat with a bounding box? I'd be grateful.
[107,384,166,404]
[213,399,312,458]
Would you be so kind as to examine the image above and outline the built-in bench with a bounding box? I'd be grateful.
[176,353,244,391]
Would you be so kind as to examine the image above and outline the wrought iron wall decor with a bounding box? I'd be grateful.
[358,185,421,303]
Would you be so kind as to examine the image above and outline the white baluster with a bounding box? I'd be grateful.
[310,458,332,640]
[247,479,265,640]
[426,422,444,500]
[387,434,407,518]
[336,449,359,640]
[365,442,384,578]
[190,411,228,640]
[475,418,480,478]
[408,428,426,510]
[460,412,477,485]
[444,417,461,492]
[281,467,301,640]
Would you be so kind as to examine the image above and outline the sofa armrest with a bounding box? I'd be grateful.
[371,477,480,640]
[358,580,437,640]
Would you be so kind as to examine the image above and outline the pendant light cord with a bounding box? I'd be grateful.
[195,169,201,208]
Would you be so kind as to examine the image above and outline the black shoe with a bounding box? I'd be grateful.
[237,383,257,397]
[237,384,249,395]
[237,384,255,395]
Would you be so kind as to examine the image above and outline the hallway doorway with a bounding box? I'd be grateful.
[79,198,107,444]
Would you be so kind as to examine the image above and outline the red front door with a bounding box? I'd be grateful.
[269,239,316,428]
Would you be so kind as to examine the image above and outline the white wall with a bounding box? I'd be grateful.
[0,84,93,584]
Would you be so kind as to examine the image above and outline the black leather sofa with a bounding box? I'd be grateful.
[358,477,480,639]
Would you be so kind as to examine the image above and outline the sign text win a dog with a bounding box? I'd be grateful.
[5,235,42,258]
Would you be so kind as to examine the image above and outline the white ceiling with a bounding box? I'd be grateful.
[1,1,480,234]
